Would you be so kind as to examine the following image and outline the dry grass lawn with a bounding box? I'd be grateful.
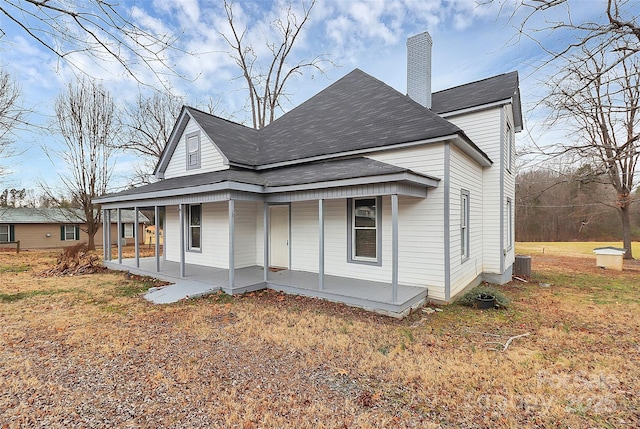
[1,248,638,428]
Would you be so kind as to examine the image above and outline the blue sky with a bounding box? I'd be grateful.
[0,0,621,195]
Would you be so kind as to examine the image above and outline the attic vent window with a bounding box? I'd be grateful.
[186,131,201,170]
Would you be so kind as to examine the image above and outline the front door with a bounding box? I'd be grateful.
[269,205,289,269]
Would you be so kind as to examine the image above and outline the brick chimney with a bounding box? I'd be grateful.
[406,31,433,109]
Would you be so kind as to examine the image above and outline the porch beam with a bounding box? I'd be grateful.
[319,199,324,291]
[179,204,185,278]
[263,202,269,282]
[229,199,235,289]
[134,207,140,268]
[392,194,399,303]
[154,205,160,272]
[117,208,122,264]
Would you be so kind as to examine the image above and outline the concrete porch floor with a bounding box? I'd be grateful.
[104,257,428,317]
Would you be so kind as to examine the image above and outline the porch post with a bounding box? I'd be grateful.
[391,194,399,303]
[102,209,108,260]
[263,202,269,283]
[117,208,122,264]
[179,204,185,278]
[154,205,160,272]
[318,199,324,291]
[106,209,111,261]
[134,207,140,268]
[228,199,235,289]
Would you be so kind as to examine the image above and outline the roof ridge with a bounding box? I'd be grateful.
[184,105,255,131]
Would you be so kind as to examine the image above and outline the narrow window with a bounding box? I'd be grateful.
[461,191,470,259]
[348,197,381,264]
[506,198,513,250]
[0,224,10,243]
[506,123,513,173]
[186,132,201,170]
[188,204,201,250]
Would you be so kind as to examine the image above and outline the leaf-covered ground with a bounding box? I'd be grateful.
[1,249,638,428]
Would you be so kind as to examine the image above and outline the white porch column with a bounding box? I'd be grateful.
[134,207,140,268]
[391,194,399,303]
[263,202,269,283]
[228,199,235,289]
[117,208,123,264]
[318,199,324,291]
[106,209,111,261]
[154,205,160,272]
[179,204,185,278]
[102,209,108,260]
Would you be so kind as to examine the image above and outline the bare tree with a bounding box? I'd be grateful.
[0,0,182,85]
[0,69,23,179]
[43,78,117,250]
[545,45,639,258]
[221,0,331,129]
[118,90,184,185]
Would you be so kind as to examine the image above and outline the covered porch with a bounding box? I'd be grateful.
[105,257,428,317]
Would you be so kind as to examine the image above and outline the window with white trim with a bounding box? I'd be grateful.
[188,204,201,251]
[0,224,10,243]
[186,132,201,170]
[61,225,79,241]
[461,190,470,259]
[348,197,381,264]
[506,198,513,250]
[123,223,134,238]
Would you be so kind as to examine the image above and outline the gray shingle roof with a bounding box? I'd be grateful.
[432,71,520,115]
[98,157,435,201]
[186,108,259,165]
[0,208,148,224]
[258,69,463,165]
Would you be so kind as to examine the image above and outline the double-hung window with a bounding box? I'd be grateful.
[188,204,201,251]
[0,224,11,243]
[348,197,381,264]
[123,223,134,238]
[61,225,79,241]
[461,190,470,259]
[186,132,201,170]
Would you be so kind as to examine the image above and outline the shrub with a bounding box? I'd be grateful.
[456,283,511,308]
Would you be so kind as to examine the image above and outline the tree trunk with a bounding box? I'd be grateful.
[620,204,633,259]
[87,231,96,251]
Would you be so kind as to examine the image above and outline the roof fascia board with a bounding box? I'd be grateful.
[93,181,264,204]
[265,172,440,194]
[438,98,512,119]
[94,171,440,205]
[452,136,493,167]
[255,135,461,171]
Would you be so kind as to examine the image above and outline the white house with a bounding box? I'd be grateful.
[94,32,522,316]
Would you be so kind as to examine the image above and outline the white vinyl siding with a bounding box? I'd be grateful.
[165,203,229,267]
[290,200,319,272]
[164,120,228,179]
[368,144,447,298]
[506,198,513,250]
[449,146,483,298]
[233,201,258,268]
[447,108,502,276]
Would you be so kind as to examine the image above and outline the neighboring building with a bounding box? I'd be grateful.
[0,207,148,250]
[94,31,522,316]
